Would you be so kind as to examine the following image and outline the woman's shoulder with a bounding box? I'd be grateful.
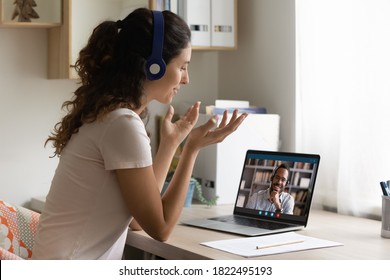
[102,108,142,124]
[107,108,139,118]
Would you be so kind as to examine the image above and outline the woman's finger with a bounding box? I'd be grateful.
[218,110,228,128]
[164,105,174,123]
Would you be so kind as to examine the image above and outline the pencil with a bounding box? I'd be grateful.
[256,240,304,250]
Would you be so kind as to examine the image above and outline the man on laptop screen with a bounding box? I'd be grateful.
[245,163,295,214]
[235,150,320,222]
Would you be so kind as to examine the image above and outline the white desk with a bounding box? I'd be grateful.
[125,204,390,259]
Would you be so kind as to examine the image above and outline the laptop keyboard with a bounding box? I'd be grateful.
[209,215,293,230]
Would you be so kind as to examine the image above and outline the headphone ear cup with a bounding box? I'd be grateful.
[145,57,166,80]
[146,11,166,80]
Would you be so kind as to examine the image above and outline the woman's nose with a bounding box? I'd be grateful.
[181,70,189,84]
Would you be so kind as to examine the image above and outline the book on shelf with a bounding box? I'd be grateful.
[205,100,267,115]
[295,162,313,170]
[293,190,308,203]
[236,194,246,207]
[254,170,271,183]
[293,207,304,215]
[206,105,267,115]
[292,172,300,186]
[215,99,250,108]
[246,158,277,167]
[299,177,310,188]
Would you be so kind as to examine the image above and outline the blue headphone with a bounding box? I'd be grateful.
[145,11,166,80]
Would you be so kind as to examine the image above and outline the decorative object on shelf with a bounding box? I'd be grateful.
[193,178,219,207]
[163,174,217,208]
[12,0,39,22]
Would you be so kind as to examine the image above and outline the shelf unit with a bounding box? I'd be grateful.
[0,0,62,28]
[238,159,316,215]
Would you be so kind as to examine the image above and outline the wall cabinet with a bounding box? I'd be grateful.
[151,0,237,50]
[0,0,61,28]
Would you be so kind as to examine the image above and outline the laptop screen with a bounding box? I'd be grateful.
[234,150,320,226]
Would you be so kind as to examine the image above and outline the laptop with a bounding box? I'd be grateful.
[182,150,320,236]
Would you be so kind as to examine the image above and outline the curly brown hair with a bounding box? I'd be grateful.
[46,8,191,156]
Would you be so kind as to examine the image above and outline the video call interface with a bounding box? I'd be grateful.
[234,152,320,222]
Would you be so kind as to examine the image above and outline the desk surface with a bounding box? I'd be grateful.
[126,204,390,260]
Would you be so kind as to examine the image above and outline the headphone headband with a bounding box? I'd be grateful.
[145,11,166,80]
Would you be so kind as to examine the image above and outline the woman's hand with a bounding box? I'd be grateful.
[184,109,247,152]
[159,102,200,149]
[120,107,246,241]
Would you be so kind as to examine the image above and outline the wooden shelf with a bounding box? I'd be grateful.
[0,22,61,28]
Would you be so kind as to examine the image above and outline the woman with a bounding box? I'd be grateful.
[32,8,246,259]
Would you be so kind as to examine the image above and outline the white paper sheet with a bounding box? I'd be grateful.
[201,232,343,258]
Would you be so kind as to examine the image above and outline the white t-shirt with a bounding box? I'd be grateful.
[32,108,152,259]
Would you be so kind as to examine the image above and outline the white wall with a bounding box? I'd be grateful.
[0,28,77,207]
[219,0,295,151]
[173,0,296,152]
[171,51,219,112]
